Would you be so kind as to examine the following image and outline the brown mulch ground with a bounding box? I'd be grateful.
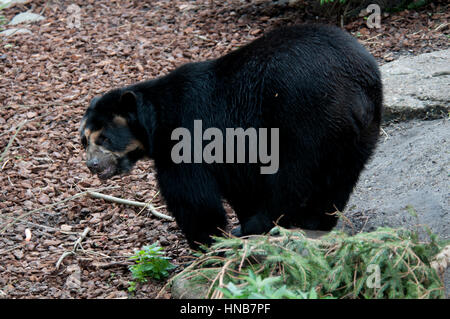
[0,0,448,299]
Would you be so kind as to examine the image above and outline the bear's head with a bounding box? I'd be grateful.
[79,90,149,180]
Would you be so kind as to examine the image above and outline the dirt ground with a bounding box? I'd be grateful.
[0,0,449,298]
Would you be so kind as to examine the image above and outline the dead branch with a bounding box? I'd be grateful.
[431,245,450,275]
[0,186,118,234]
[87,191,174,221]
[0,120,27,163]
[73,227,90,250]
[0,113,50,163]
[55,227,90,269]
[91,261,132,269]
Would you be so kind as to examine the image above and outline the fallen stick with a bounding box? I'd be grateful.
[73,227,90,250]
[55,227,90,269]
[1,187,172,234]
[87,191,174,221]
[431,244,450,275]
[55,251,74,270]
[0,244,22,255]
[0,186,118,234]
[0,113,50,163]
[91,261,132,269]
[0,120,27,163]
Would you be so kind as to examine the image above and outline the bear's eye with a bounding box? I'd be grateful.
[96,134,109,146]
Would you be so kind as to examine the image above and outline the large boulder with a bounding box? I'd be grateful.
[381,49,450,121]
[343,119,449,297]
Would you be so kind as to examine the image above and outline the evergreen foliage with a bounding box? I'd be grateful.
[172,227,447,299]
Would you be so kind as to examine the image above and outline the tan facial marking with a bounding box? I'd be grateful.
[113,116,128,126]
[79,118,87,134]
[84,129,106,158]
[83,128,91,138]
[112,139,145,157]
[89,130,102,145]
[126,139,144,152]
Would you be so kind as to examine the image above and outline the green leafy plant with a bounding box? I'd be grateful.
[0,2,9,27]
[128,243,176,283]
[127,281,137,293]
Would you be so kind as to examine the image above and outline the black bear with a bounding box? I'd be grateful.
[80,24,383,248]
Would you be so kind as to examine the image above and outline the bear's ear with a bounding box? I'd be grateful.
[117,90,137,115]
[89,96,101,109]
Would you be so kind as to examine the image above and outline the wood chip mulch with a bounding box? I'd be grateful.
[0,0,448,299]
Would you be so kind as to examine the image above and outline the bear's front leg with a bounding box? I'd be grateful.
[231,212,274,237]
[156,164,227,249]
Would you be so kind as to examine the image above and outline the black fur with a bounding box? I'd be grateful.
[82,24,383,248]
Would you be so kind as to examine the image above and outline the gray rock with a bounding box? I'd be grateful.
[171,275,209,299]
[0,0,28,9]
[341,119,449,296]
[8,11,44,25]
[343,119,449,238]
[0,27,32,36]
[381,49,450,121]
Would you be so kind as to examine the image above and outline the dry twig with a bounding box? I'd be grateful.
[0,186,118,234]
[55,227,90,269]
[87,191,174,221]
[0,120,27,163]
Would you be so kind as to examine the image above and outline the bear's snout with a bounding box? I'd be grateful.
[86,158,100,172]
[86,151,117,180]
